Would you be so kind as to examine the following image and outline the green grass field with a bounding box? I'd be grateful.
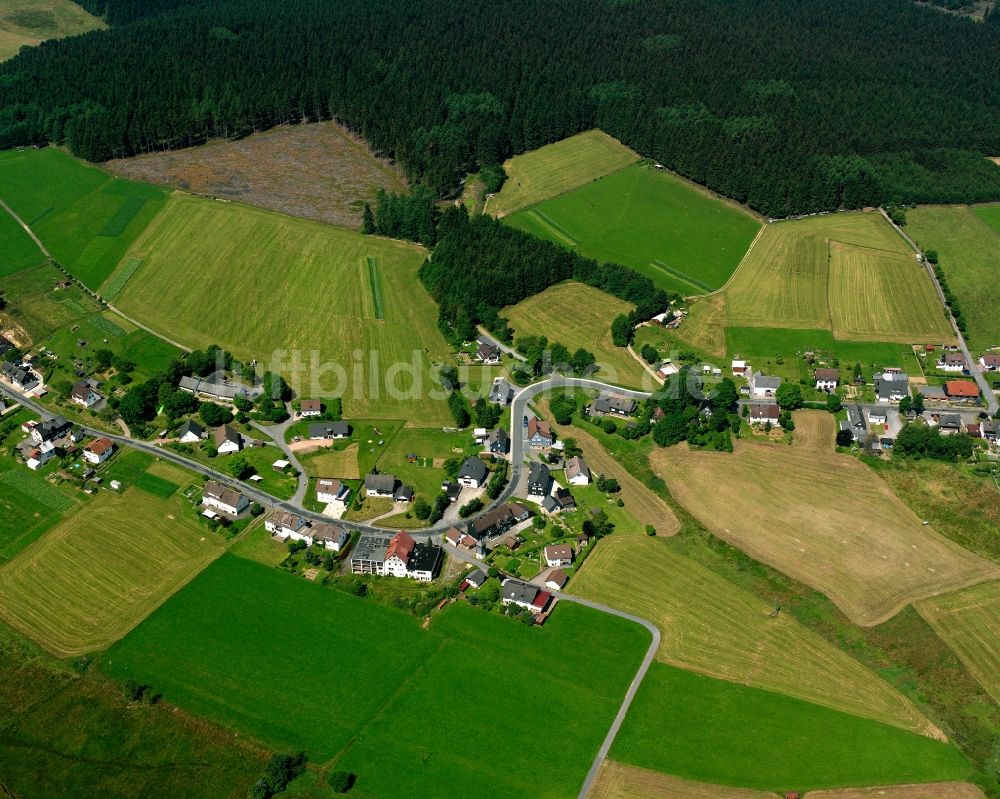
[103,555,650,798]
[487,129,639,217]
[2,263,106,342]
[0,148,166,288]
[113,193,453,424]
[612,663,971,792]
[0,0,104,61]
[373,426,477,500]
[506,164,761,294]
[0,202,45,276]
[0,451,82,563]
[905,205,1000,353]
[0,484,225,656]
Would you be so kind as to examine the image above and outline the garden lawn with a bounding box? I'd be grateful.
[374,426,478,499]
[103,555,650,799]
[612,662,971,792]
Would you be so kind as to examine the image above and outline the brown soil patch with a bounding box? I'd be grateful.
[805,783,986,799]
[104,121,407,228]
[590,761,779,799]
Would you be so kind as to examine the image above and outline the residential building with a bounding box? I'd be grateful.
[308,421,349,440]
[393,484,414,503]
[82,437,114,464]
[592,391,637,417]
[814,368,839,391]
[527,462,551,499]
[32,415,71,443]
[469,503,529,540]
[748,402,780,426]
[565,456,590,486]
[944,380,980,401]
[938,352,966,373]
[351,531,441,581]
[868,407,889,425]
[71,381,102,407]
[731,359,749,377]
[918,385,947,402]
[749,371,781,399]
[875,372,909,403]
[202,481,249,516]
[544,544,573,568]
[299,399,322,417]
[365,473,396,497]
[458,456,489,488]
[311,523,349,552]
[25,440,55,470]
[937,414,962,435]
[500,578,551,613]
[487,428,510,455]
[214,424,242,454]
[982,420,998,442]
[316,477,351,507]
[489,376,514,405]
[545,569,568,591]
[542,487,576,514]
[980,353,1000,372]
[177,419,204,443]
[527,418,554,448]
[265,511,309,541]
[465,570,488,589]
[1,361,40,391]
[476,338,501,365]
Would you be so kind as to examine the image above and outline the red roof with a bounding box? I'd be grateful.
[944,380,979,398]
[85,437,114,456]
[386,531,415,562]
[983,353,1000,367]
[531,591,552,611]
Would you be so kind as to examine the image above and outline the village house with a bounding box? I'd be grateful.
[177,419,204,443]
[731,359,749,378]
[393,484,414,503]
[867,407,889,425]
[527,418,554,448]
[1,361,40,392]
[32,415,71,443]
[938,352,967,373]
[476,337,501,365]
[441,481,462,503]
[458,456,489,488]
[487,428,510,455]
[814,368,839,392]
[311,523,349,552]
[527,462,551,499]
[202,480,249,516]
[82,437,114,465]
[214,424,243,454]
[265,510,310,541]
[980,353,1000,372]
[918,384,947,403]
[25,440,56,470]
[469,503,530,541]
[545,569,569,592]
[489,376,514,405]
[465,569,489,589]
[316,477,351,507]
[982,420,999,442]
[544,544,573,568]
[446,526,478,550]
[592,391,637,417]
[937,413,962,435]
[542,487,576,514]
[749,371,781,399]
[308,421,349,440]
[565,455,590,486]
[299,399,322,417]
[71,381,102,407]
[748,402,780,426]
[365,473,397,498]
[351,531,441,581]
[875,372,909,403]
[944,380,980,402]
[500,578,551,613]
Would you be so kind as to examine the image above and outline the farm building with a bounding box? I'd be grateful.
[178,374,263,403]
[918,385,947,402]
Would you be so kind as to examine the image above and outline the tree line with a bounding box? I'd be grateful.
[0,0,997,215]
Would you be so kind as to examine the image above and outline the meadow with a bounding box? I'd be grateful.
[0,482,225,656]
[487,129,638,217]
[570,536,937,737]
[917,580,1000,705]
[651,413,999,625]
[905,205,1000,353]
[0,0,103,61]
[611,663,971,792]
[103,554,650,798]
[112,193,454,424]
[0,202,45,275]
[2,263,105,343]
[506,164,761,294]
[502,281,649,387]
[590,762,780,799]
[0,449,81,562]
[0,147,167,288]
[372,426,477,500]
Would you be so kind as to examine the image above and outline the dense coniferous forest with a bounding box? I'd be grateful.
[421,207,670,341]
[1,0,1000,215]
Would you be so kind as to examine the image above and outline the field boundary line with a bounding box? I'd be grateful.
[366,256,385,319]
[687,222,766,300]
[490,160,637,219]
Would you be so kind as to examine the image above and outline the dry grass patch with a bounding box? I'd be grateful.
[590,761,779,799]
[651,412,999,625]
[570,536,939,737]
[805,783,986,799]
[0,488,224,656]
[502,281,649,387]
[917,580,1000,705]
[674,292,728,357]
[300,443,361,479]
[0,0,103,61]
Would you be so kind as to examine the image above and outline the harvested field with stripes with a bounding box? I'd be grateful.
[590,761,779,799]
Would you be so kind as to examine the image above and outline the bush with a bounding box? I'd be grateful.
[459,497,484,518]
[327,771,354,793]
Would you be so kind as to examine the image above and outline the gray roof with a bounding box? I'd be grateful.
[466,569,488,588]
[528,461,550,486]
[489,377,513,402]
[352,533,392,563]
[939,413,962,428]
[179,375,263,401]
[365,473,396,493]
[501,578,538,605]
[309,421,349,438]
[178,419,204,437]
[918,385,947,398]
[458,457,488,482]
[541,495,559,512]
[751,371,782,390]
[593,391,637,414]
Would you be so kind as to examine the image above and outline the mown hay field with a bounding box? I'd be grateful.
[506,164,761,294]
[0,486,224,656]
[570,536,937,737]
[0,147,166,288]
[917,580,1000,705]
[805,784,986,799]
[0,0,103,61]
[502,281,650,388]
[906,204,1000,352]
[487,129,638,217]
[651,413,999,625]
[612,663,971,792]
[112,193,453,424]
[103,554,650,799]
[590,761,779,799]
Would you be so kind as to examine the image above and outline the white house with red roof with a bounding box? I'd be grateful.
[83,437,115,465]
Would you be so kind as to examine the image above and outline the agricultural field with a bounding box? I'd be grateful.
[505,164,761,294]
[0,147,167,289]
[905,205,1000,352]
[111,193,454,424]
[103,554,650,799]
[0,479,225,656]
[917,580,1000,705]
[0,0,103,61]
[611,663,971,792]
[1,262,105,345]
[0,201,45,276]
[651,412,999,625]
[590,762,780,799]
[487,129,639,217]
[570,536,937,737]
[0,622,267,799]
[805,784,986,799]
[105,121,407,229]
[502,281,648,387]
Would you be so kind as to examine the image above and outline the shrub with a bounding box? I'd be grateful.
[327,771,354,793]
